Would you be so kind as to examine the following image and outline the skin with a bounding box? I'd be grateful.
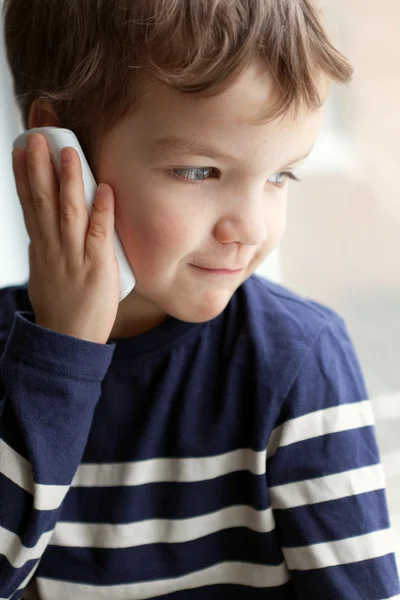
[29,59,327,339]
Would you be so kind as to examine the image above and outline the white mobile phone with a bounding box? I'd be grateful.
[13,127,136,303]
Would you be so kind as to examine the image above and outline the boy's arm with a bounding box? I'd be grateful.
[266,315,400,600]
[0,309,115,598]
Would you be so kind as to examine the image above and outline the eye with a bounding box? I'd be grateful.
[171,167,217,183]
[169,167,301,186]
[268,171,301,187]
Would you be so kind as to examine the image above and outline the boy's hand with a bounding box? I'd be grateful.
[11,133,120,345]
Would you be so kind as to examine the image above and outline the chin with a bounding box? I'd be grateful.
[167,291,234,323]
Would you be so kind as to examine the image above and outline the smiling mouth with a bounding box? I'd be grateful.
[190,264,244,275]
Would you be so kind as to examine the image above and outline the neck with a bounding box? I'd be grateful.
[109,291,168,340]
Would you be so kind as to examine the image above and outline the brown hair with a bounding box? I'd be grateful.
[3,0,353,163]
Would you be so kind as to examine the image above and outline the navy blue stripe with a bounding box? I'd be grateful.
[151,581,297,599]
[290,554,400,599]
[0,401,30,460]
[61,471,269,522]
[87,373,271,462]
[274,396,365,429]
[267,426,380,486]
[0,556,39,600]
[18,582,298,600]
[0,474,60,546]
[273,489,391,546]
[38,528,284,585]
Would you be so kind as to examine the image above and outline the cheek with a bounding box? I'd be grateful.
[114,187,201,275]
[264,199,287,246]
[255,203,288,262]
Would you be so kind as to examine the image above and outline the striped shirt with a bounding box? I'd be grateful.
[0,274,399,599]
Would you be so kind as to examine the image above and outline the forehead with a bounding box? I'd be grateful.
[124,61,327,166]
[139,59,326,123]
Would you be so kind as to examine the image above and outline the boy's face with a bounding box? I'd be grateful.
[94,60,326,330]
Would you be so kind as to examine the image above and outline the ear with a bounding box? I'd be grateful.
[28,98,60,130]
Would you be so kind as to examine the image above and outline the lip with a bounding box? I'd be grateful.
[190,264,244,275]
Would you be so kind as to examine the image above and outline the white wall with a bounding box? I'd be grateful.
[0,11,28,288]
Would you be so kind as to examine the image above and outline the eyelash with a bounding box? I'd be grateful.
[169,167,301,187]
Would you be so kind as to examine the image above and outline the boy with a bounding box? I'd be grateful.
[1,0,399,598]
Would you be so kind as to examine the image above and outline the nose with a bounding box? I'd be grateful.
[213,193,268,247]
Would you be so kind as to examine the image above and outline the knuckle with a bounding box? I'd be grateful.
[88,220,107,240]
[84,248,101,269]
[93,199,107,213]
[31,191,50,211]
[60,202,78,222]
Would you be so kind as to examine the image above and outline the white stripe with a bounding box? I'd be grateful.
[1,443,268,509]
[33,483,68,511]
[51,505,276,548]
[267,400,374,458]
[0,438,73,511]
[0,524,54,569]
[0,438,33,492]
[283,527,396,570]
[18,561,290,600]
[71,447,267,487]
[269,463,386,509]
[0,505,276,569]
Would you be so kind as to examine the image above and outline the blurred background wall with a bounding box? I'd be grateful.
[1,0,399,569]
[279,0,400,567]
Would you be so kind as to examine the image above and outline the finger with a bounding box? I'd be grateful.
[59,147,89,259]
[25,133,61,248]
[85,183,115,264]
[12,147,40,242]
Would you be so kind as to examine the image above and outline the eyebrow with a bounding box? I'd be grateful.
[152,135,314,167]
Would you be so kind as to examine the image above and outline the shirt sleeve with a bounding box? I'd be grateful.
[0,310,115,599]
[266,314,400,600]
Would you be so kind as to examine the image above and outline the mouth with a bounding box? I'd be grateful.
[190,264,244,275]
